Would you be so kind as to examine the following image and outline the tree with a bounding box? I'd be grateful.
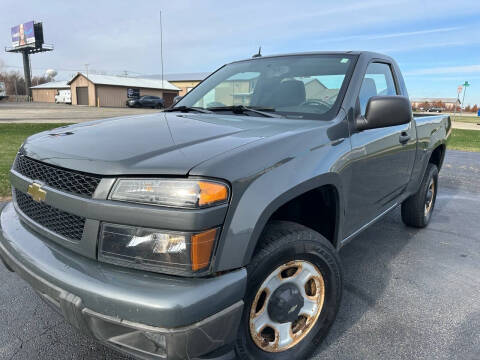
[0,71,49,95]
[31,75,50,87]
[0,71,25,95]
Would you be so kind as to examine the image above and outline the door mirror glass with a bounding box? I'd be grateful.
[173,96,183,105]
[356,96,411,131]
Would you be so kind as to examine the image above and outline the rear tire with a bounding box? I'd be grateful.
[235,221,342,360]
[401,163,438,228]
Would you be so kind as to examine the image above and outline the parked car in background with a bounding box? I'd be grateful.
[55,89,71,104]
[1,51,451,360]
[427,107,443,113]
[126,95,164,108]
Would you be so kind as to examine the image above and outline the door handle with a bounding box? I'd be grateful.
[399,132,410,144]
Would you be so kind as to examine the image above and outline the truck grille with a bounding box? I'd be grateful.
[14,153,101,197]
[14,190,86,241]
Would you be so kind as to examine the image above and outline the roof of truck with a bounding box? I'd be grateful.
[230,51,392,64]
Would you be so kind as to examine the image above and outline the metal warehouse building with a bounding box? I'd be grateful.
[31,81,70,103]
[67,73,180,107]
[145,72,210,96]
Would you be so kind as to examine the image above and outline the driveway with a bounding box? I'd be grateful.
[0,150,479,359]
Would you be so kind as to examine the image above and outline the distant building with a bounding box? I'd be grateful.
[144,73,211,96]
[67,73,180,107]
[411,97,460,110]
[31,81,70,103]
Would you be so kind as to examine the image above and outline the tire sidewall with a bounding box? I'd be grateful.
[423,164,439,225]
[236,238,342,360]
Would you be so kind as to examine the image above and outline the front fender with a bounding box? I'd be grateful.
[234,172,343,269]
[211,140,350,272]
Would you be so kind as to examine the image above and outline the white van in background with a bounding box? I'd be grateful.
[55,89,71,104]
[0,82,6,100]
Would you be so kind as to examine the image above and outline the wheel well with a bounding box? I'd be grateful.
[267,185,338,246]
[429,144,446,170]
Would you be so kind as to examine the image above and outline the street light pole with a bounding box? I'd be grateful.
[461,81,470,114]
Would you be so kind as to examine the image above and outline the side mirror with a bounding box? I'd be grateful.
[173,96,183,105]
[356,96,411,131]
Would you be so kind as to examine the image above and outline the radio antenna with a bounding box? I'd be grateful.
[252,46,262,58]
[160,11,165,86]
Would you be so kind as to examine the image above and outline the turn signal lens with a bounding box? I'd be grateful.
[198,181,229,207]
[191,228,218,271]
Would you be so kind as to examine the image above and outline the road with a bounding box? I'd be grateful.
[0,102,159,124]
[0,150,479,359]
[452,121,480,131]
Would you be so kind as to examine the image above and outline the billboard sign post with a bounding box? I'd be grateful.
[5,21,53,98]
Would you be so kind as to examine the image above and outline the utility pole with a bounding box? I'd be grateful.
[84,63,89,79]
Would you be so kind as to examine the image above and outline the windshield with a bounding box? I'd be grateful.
[175,54,356,120]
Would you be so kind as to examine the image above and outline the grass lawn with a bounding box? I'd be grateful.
[0,124,479,199]
[447,129,480,152]
[0,123,70,199]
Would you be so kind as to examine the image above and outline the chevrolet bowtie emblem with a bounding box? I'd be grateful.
[27,183,47,203]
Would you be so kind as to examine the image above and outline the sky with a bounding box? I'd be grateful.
[1,0,480,105]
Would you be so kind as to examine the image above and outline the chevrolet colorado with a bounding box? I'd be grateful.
[0,51,450,360]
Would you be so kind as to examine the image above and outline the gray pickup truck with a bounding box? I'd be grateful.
[0,51,450,360]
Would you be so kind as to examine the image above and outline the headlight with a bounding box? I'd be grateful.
[110,179,229,208]
[99,223,219,275]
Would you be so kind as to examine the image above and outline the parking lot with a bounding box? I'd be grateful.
[0,150,479,360]
[0,102,159,123]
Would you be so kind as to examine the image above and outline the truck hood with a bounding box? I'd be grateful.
[21,112,287,176]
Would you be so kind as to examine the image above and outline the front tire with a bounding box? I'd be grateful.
[401,163,438,228]
[235,221,342,360]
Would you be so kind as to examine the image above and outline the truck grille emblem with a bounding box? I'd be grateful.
[27,183,47,203]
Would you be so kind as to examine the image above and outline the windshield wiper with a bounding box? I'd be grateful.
[207,105,282,118]
[164,106,213,114]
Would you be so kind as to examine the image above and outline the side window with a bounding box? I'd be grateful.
[359,63,398,115]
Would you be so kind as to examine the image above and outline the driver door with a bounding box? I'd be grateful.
[344,62,416,238]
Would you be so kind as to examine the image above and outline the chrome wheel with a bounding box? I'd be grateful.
[424,178,435,216]
[249,260,325,352]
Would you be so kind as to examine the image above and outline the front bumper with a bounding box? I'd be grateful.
[0,202,246,360]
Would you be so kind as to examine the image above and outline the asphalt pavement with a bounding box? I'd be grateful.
[0,150,479,360]
[0,102,159,123]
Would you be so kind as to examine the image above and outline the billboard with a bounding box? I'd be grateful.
[11,21,35,48]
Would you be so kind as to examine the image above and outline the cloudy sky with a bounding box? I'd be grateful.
[1,0,480,105]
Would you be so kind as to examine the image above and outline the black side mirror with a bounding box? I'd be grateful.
[173,96,183,105]
[356,96,411,131]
